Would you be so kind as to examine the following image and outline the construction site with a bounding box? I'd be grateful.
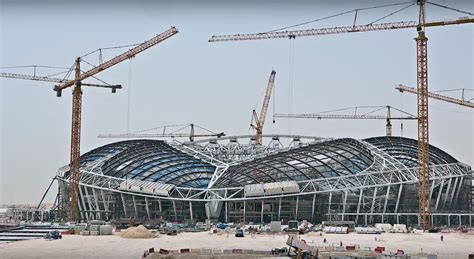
[0,0,473,258]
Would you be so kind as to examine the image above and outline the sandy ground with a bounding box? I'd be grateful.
[0,231,472,259]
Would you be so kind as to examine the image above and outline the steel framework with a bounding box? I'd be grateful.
[55,135,472,224]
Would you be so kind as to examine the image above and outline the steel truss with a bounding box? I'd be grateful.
[58,161,470,202]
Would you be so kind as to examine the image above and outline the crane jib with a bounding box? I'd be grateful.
[54,27,178,92]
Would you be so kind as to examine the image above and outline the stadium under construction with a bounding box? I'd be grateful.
[54,135,473,227]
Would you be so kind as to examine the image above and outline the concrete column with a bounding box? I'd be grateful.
[91,188,101,220]
[342,191,348,221]
[356,189,363,223]
[261,200,264,223]
[189,201,193,221]
[448,177,459,208]
[243,200,246,223]
[453,176,464,208]
[79,185,89,220]
[172,200,177,222]
[295,196,299,220]
[395,184,403,213]
[224,189,228,223]
[83,186,93,220]
[145,197,151,220]
[429,179,436,202]
[327,192,333,215]
[370,187,378,223]
[435,179,445,211]
[100,190,109,218]
[448,215,451,227]
[311,194,316,222]
[132,195,138,219]
[225,201,228,223]
[383,186,391,214]
[121,193,128,218]
[458,215,461,226]
[158,200,162,212]
[278,198,282,221]
[442,178,453,208]
[397,214,399,224]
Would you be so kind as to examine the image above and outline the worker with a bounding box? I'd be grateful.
[340,241,343,247]
[323,238,327,243]
[441,235,444,242]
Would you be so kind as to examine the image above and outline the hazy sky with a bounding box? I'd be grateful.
[1,0,472,205]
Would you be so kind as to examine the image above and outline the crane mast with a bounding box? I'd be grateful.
[416,0,431,231]
[251,70,276,145]
[396,84,474,108]
[69,58,82,221]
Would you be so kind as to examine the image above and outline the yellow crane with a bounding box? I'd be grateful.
[273,106,418,137]
[396,84,474,108]
[251,70,276,145]
[1,27,179,221]
[209,1,473,230]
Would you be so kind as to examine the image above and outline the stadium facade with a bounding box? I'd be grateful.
[54,136,473,226]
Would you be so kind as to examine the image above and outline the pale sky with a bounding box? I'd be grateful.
[1,0,472,205]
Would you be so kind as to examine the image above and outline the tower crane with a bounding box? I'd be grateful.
[396,84,474,108]
[1,27,179,221]
[208,1,473,230]
[98,123,225,142]
[273,106,417,137]
[250,70,276,145]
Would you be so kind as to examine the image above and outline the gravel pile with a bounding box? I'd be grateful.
[120,225,156,239]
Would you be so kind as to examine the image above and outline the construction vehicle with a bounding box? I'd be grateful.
[250,70,276,145]
[43,230,62,240]
[209,1,473,230]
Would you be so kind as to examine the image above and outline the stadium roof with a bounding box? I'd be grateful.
[76,136,459,189]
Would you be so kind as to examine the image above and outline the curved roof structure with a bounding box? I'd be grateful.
[79,140,215,188]
[214,138,375,187]
[364,136,457,167]
[75,136,460,189]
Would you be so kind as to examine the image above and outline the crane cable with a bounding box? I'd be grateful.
[400,90,404,137]
[267,1,414,33]
[426,1,474,16]
[127,59,133,135]
[366,3,417,25]
[288,38,295,134]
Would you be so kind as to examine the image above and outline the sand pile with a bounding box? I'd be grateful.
[120,225,156,239]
